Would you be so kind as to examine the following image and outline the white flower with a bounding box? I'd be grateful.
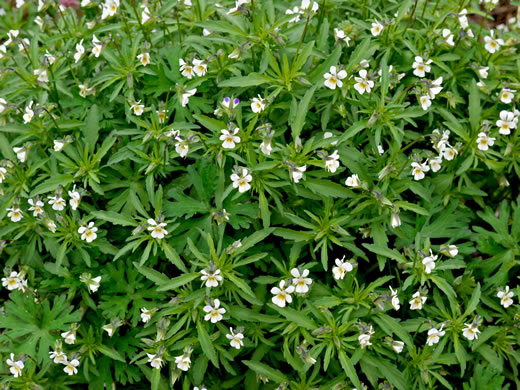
[61,330,76,344]
[5,29,19,46]
[391,341,405,353]
[447,244,458,257]
[54,139,66,152]
[101,0,119,19]
[358,325,374,348]
[497,286,514,308]
[34,68,48,83]
[200,268,223,288]
[426,324,445,346]
[141,6,151,23]
[79,84,95,98]
[48,195,66,211]
[220,127,241,149]
[203,298,226,323]
[91,35,103,57]
[193,58,208,77]
[141,308,153,323]
[175,354,191,371]
[499,88,515,104]
[290,267,312,293]
[0,166,7,183]
[496,110,516,135]
[49,350,67,364]
[323,66,347,90]
[285,6,301,23]
[291,165,306,183]
[411,161,430,180]
[28,198,44,216]
[458,9,469,29]
[6,354,24,378]
[443,147,457,160]
[390,212,401,228]
[63,358,80,375]
[484,31,503,54]
[78,221,98,243]
[428,156,442,173]
[13,146,27,163]
[345,174,361,188]
[251,95,266,113]
[23,101,34,124]
[69,185,81,210]
[419,95,431,110]
[422,249,438,274]
[7,207,23,222]
[389,286,400,310]
[137,52,151,66]
[147,353,163,369]
[324,132,338,146]
[371,20,383,36]
[462,323,480,341]
[181,88,196,107]
[442,29,454,46]
[179,59,195,79]
[260,139,272,155]
[271,280,295,307]
[300,0,318,12]
[428,77,443,99]
[147,219,168,239]
[2,272,20,290]
[478,67,489,79]
[87,276,101,293]
[130,101,144,116]
[324,150,340,173]
[103,324,115,337]
[203,29,212,36]
[332,256,353,280]
[334,28,350,45]
[231,168,252,193]
[175,137,189,158]
[354,69,374,94]
[74,39,85,63]
[0,97,7,113]
[377,144,384,154]
[409,291,427,310]
[412,56,432,78]
[226,327,244,349]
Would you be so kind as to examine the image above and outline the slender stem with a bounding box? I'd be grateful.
[403,0,419,35]
[176,9,183,47]
[129,0,152,47]
[433,0,441,15]
[47,65,64,115]
[295,10,311,59]
[420,0,428,20]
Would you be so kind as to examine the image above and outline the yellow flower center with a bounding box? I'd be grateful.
[277,293,286,302]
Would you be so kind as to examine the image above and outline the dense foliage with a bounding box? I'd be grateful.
[1,0,519,389]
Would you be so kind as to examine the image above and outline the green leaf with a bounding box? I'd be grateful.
[151,367,161,390]
[97,344,125,362]
[156,272,199,291]
[243,360,288,383]
[83,104,100,152]
[468,80,480,133]
[338,350,361,389]
[291,84,318,139]
[268,304,317,330]
[91,210,137,226]
[134,263,170,285]
[197,321,219,368]
[463,282,481,317]
[362,244,406,263]
[218,73,272,88]
[303,178,353,198]
[375,314,413,347]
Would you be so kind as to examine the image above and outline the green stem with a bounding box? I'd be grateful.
[295,10,311,59]
[47,65,64,115]
[176,9,183,47]
[403,0,419,35]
